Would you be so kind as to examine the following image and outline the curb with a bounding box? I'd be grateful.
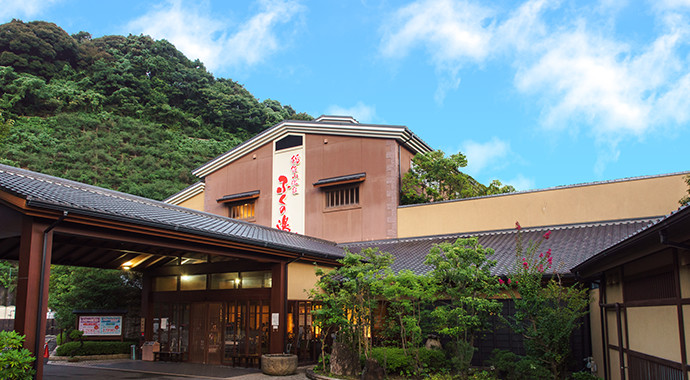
[306,368,342,380]
[49,354,130,362]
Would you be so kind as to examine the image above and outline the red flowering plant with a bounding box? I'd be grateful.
[497,222,589,380]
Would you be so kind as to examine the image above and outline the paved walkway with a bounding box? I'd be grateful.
[46,359,310,379]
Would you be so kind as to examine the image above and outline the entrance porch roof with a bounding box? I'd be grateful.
[0,164,344,269]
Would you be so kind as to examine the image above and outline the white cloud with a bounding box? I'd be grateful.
[0,0,62,20]
[126,0,304,72]
[505,174,536,191]
[461,138,511,176]
[325,102,378,124]
[500,0,690,173]
[655,0,690,10]
[379,0,690,175]
[380,0,494,102]
[511,12,690,161]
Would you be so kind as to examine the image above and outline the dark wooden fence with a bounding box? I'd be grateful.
[473,299,591,371]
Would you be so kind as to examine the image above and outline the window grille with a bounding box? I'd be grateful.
[229,201,255,220]
[325,185,359,208]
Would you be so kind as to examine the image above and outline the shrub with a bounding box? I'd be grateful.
[370,346,448,376]
[68,329,83,342]
[56,331,68,345]
[469,369,500,380]
[371,346,411,375]
[488,349,550,380]
[313,353,330,373]
[571,372,602,380]
[55,341,136,357]
[0,331,35,380]
[418,347,447,371]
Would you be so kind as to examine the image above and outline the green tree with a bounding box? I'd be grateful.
[680,175,690,206]
[0,261,17,306]
[310,248,393,372]
[502,224,589,380]
[401,150,515,205]
[48,266,141,329]
[310,266,348,372]
[0,111,12,140]
[0,20,80,79]
[0,19,311,200]
[379,270,433,376]
[424,237,502,375]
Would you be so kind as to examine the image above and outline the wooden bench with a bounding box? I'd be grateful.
[154,351,185,362]
[230,353,261,367]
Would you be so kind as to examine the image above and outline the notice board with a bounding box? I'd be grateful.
[78,315,123,336]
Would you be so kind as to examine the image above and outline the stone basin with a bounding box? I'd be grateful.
[261,353,298,376]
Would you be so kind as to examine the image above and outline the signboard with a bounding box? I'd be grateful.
[272,140,305,234]
[78,315,123,336]
[272,312,279,331]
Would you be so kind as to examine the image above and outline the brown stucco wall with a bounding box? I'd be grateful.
[203,142,274,224]
[304,135,401,243]
[398,172,688,238]
[200,134,408,243]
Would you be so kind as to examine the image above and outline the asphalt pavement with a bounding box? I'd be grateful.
[44,359,310,380]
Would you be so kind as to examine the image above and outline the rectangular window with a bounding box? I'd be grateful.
[325,185,359,208]
[229,200,255,220]
[210,272,240,290]
[180,274,207,291]
[241,270,272,288]
[153,276,178,291]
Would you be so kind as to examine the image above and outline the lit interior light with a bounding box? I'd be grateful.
[181,275,191,281]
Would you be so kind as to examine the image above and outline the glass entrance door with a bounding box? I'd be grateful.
[189,302,223,364]
[223,299,270,365]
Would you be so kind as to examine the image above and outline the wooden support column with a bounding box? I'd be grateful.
[141,273,153,342]
[270,261,287,354]
[15,217,52,380]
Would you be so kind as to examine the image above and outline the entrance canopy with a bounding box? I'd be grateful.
[0,164,344,268]
[0,164,344,379]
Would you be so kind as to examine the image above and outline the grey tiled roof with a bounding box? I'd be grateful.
[572,204,690,275]
[0,164,344,260]
[217,190,260,203]
[342,219,659,276]
[313,172,366,187]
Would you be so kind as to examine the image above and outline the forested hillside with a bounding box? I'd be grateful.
[0,20,310,200]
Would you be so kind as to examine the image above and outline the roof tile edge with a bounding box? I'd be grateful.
[191,117,433,178]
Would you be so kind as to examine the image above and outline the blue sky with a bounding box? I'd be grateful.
[2,0,689,191]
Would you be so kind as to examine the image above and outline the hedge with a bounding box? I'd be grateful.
[55,341,136,357]
[370,346,447,376]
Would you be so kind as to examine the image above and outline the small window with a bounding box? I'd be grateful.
[153,276,178,291]
[241,271,272,288]
[229,200,255,220]
[325,185,360,208]
[180,274,207,291]
[275,135,303,151]
[210,272,240,289]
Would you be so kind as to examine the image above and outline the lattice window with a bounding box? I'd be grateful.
[325,185,359,208]
[229,200,255,220]
[624,268,676,302]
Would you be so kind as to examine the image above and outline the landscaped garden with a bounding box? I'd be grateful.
[309,223,598,380]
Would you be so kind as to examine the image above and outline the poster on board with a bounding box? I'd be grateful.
[78,315,123,336]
